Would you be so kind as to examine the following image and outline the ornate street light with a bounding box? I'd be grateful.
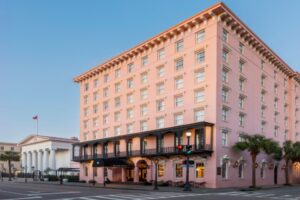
[183,131,192,191]
[153,159,159,190]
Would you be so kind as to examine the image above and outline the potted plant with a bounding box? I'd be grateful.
[43,168,51,181]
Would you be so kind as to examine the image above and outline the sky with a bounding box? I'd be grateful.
[0,0,299,143]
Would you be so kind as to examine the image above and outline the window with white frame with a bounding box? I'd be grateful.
[239,78,245,91]
[196,51,205,64]
[175,163,183,178]
[114,111,121,122]
[239,95,245,109]
[261,121,266,133]
[142,56,148,66]
[195,69,205,83]
[103,101,109,111]
[103,129,109,138]
[195,89,205,103]
[115,68,121,78]
[175,76,183,89]
[221,129,228,146]
[93,92,99,101]
[157,66,165,77]
[175,58,184,71]
[222,87,229,102]
[93,131,98,140]
[157,48,165,60]
[196,29,205,43]
[115,82,121,93]
[103,114,109,125]
[84,83,89,91]
[156,82,164,95]
[127,93,134,104]
[238,162,244,179]
[93,118,99,128]
[114,126,121,136]
[83,120,88,129]
[93,105,98,114]
[156,117,165,129]
[140,120,148,131]
[174,95,183,107]
[127,63,134,73]
[140,104,148,116]
[176,40,184,52]
[83,107,89,117]
[127,123,133,134]
[222,49,229,62]
[104,74,109,83]
[141,72,148,84]
[127,78,134,89]
[156,100,165,111]
[222,107,229,121]
[239,113,245,127]
[239,60,245,73]
[239,42,244,54]
[83,132,88,141]
[221,158,229,179]
[140,88,148,100]
[222,29,228,41]
[194,109,205,122]
[174,113,183,125]
[127,108,134,119]
[222,67,229,82]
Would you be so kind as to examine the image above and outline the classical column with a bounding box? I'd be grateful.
[27,152,32,173]
[22,152,27,168]
[32,151,37,171]
[42,149,49,172]
[38,150,43,171]
[49,149,56,170]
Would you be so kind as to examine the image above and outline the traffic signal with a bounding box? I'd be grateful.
[186,145,192,155]
[177,144,183,151]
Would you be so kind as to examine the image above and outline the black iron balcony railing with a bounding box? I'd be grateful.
[73,144,212,162]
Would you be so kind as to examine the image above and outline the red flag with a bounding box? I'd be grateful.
[33,115,38,120]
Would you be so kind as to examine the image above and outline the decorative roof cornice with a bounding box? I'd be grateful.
[74,2,298,84]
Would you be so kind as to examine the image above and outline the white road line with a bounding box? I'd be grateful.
[256,193,276,198]
[0,189,28,196]
[2,196,42,200]
[28,191,81,196]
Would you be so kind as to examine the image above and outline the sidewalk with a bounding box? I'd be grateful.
[9,178,284,193]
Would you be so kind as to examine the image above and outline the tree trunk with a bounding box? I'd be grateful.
[8,160,12,181]
[285,159,290,185]
[251,154,257,188]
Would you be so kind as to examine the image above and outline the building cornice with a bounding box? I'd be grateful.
[73,2,299,84]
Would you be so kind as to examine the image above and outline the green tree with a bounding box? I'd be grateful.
[0,151,20,181]
[233,134,279,188]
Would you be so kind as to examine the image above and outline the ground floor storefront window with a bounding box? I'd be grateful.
[158,163,164,177]
[195,162,205,178]
[175,163,183,178]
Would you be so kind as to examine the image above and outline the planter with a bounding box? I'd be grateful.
[63,178,68,183]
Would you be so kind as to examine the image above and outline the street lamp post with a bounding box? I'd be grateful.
[31,167,35,180]
[153,159,159,190]
[22,166,27,183]
[183,131,192,191]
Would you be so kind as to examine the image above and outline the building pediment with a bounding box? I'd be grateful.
[18,135,50,146]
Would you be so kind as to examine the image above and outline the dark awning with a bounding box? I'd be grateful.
[57,168,80,172]
[93,158,134,168]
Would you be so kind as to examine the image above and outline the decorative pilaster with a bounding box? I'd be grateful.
[38,150,43,171]
[42,149,49,172]
[27,152,32,173]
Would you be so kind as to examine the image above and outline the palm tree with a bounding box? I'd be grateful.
[233,134,279,188]
[282,141,295,185]
[0,151,20,181]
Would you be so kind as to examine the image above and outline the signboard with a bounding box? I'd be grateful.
[182,160,195,165]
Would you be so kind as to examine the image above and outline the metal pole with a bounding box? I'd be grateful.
[103,167,106,187]
[153,161,158,190]
[183,136,191,191]
[37,116,39,136]
[25,167,27,183]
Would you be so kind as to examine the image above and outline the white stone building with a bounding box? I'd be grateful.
[19,135,79,173]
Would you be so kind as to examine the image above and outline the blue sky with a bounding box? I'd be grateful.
[0,0,299,143]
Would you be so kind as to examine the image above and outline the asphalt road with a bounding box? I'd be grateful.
[1,181,300,200]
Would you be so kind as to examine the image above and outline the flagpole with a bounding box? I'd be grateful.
[36,115,39,136]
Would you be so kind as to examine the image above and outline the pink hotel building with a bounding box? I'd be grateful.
[73,3,300,188]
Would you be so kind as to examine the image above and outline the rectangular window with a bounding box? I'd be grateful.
[115,68,121,78]
[83,108,88,117]
[140,88,148,100]
[103,87,108,97]
[222,88,229,102]
[196,51,205,64]
[239,60,244,73]
[84,83,89,91]
[222,49,228,62]
[142,56,148,66]
[127,123,133,134]
[195,90,205,103]
[239,96,245,109]
[176,40,184,52]
[127,108,134,119]
[115,82,121,93]
[157,66,165,77]
[103,115,109,125]
[174,95,183,107]
[221,129,228,146]
[93,105,98,114]
[222,29,228,41]
[156,82,164,95]
[140,104,148,116]
[141,72,148,84]
[93,117,99,127]
[195,162,205,178]
[239,113,245,127]
[174,113,183,125]
[103,129,109,138]
[115,97,121,107]
[93,79,98,88]
[239,43,244,54]
[222,107,229,121]
[93,92,98,101]
[156,117,165,128]
[83,120,88,129]
[175,77,184,89]
[195,70,205,83]
[127,93,134,104]
[196,29,205,43]
[239,78,245,91]
[103,101,109,111]
[140,120,148,131]
[127,78,134,89]
[127,63,134,73]
[175,58,184,71]
[114,126,121,136]
[83,95,88,105]
[222,68,229,82]
[156,100,165,111]
[175,163,183,178]
[158,164,164,177]
[114,111,121,122]
[238,163,244,179]
[157,48,165,60]
[195,109,205,122]
[104,74,109,83]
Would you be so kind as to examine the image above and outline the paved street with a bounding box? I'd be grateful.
[2,181,300,200]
